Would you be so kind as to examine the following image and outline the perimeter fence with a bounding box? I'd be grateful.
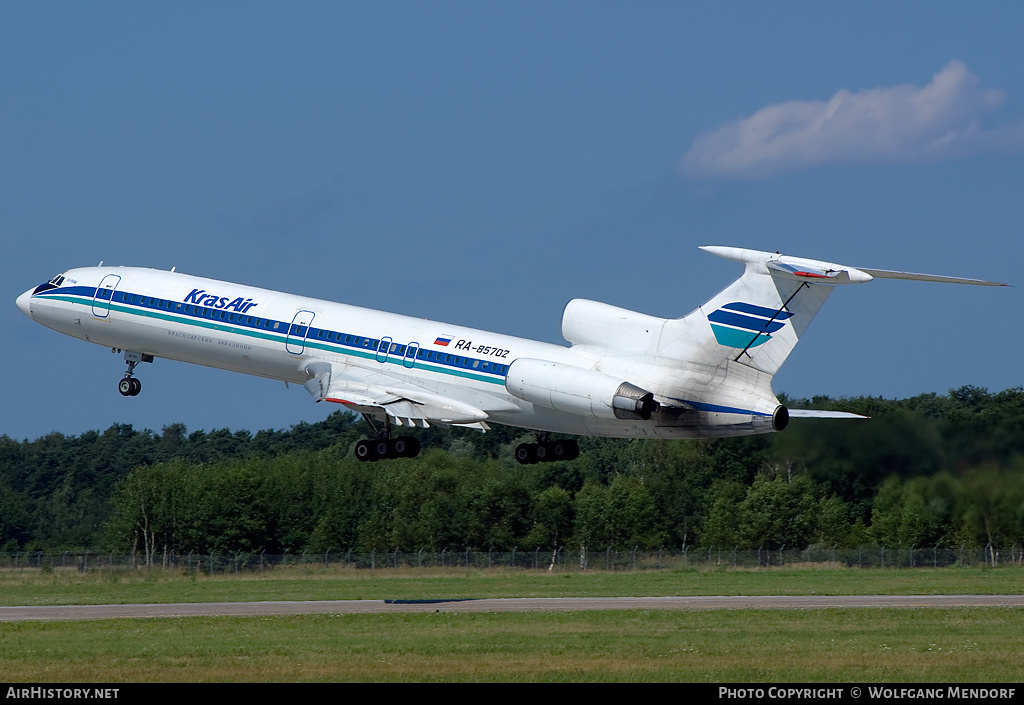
[2,545,1022,575]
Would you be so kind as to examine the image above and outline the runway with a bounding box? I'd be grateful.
[3,594,1024,621]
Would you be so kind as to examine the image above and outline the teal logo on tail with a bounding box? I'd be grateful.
[708,302,793,349]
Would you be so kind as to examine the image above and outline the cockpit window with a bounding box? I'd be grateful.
[33,273,66,296]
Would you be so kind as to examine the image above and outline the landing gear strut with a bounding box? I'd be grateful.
[354,413,421,462]
[515,435,579,465]
[116,351,151,397]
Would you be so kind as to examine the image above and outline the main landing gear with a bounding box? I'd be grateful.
[354,414,421,462]
[115,351,152,397]
[515,436,580,465]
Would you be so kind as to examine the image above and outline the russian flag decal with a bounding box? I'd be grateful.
[434,336,452,347]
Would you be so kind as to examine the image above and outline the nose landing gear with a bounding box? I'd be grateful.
[114,350,152,397]
[118,376,142,397]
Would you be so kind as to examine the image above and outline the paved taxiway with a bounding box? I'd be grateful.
[3,595,1024,621]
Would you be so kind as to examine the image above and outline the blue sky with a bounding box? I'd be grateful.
[4,3,1023,442]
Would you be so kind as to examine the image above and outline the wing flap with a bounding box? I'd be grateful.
[302,360,490,426]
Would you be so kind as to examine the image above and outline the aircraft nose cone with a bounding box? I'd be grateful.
[16,289,33,318]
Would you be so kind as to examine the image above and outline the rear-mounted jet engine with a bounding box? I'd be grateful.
[505,358,659,421]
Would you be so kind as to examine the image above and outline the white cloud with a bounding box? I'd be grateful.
[680,60,1024,179]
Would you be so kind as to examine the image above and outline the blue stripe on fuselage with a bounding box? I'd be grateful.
[667,398,772,417]
[33,287,509,384]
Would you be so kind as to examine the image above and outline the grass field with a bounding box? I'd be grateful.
[1,566,1023,682]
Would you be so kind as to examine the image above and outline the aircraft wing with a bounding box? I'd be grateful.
[302,360,492,428]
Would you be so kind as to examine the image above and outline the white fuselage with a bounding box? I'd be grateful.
[17,265,783,439]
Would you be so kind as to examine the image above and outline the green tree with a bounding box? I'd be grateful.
[736,472,819,550]
[572,475,660,549]
[698,480,746,549]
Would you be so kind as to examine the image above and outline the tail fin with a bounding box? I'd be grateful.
[659,246,1007,379]
[660,247,873,377]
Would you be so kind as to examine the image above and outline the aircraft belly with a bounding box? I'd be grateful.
[486,406,674,439]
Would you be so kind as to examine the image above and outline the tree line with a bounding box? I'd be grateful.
[2,386,1023,555]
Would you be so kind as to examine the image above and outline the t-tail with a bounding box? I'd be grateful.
[649,246,1006,432]
[672,246,877,376]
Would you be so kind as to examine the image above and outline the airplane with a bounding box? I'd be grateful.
[16,246,1007,464]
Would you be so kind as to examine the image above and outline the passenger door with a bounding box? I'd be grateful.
[91,274,121,319]
[285,310,316,355]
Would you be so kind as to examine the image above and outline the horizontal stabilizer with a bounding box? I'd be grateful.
[701,246,873,285]
[788,409,868,420]
[856,268,1009,287]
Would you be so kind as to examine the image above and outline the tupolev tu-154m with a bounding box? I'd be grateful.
[16,246,1007,464]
